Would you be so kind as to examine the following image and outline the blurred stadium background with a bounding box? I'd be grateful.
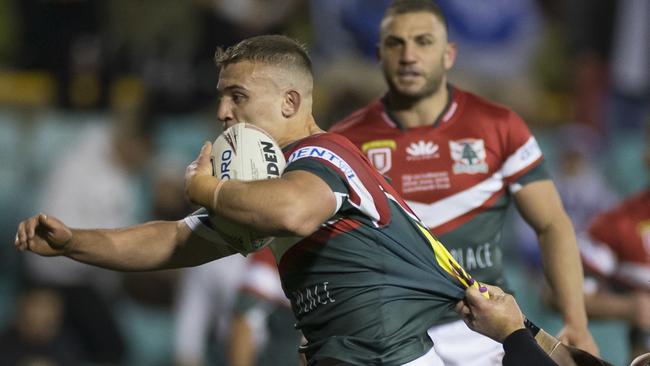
[0,0,647,365]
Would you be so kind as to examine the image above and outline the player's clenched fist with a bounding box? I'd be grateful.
[14,213,73,256]
[185,141,219,208]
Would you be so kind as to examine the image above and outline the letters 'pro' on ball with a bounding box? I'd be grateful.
[209,123,286,254]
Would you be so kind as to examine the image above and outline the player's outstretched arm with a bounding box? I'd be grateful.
[514,180,598,355]
[14,213,236,271]
[186,142,337,238]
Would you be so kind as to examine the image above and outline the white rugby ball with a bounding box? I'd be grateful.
[209,123,286,254]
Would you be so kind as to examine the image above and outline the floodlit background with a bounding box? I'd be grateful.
[0,0,648,365]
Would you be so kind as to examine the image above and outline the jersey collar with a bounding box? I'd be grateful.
[382,84,457,131]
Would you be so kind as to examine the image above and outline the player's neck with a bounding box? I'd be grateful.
[386,83,449,128]
[277,115,323,148]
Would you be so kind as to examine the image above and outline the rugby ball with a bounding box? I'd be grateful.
[209,123,286,254]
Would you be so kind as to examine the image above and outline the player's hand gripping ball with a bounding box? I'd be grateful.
[209,123,286,254]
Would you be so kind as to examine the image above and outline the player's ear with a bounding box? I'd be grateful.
[443,42,457,71]
[281,90,301,118]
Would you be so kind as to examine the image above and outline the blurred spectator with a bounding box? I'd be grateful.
[229,248,301,366]
[0,0,17,65]
[579,125,650,361]
[309,0,390,67]
[23,107,153,364]
[552,125,618,233]
[174,255,248,366]
[0,286,82,366]
[565,0,649,134]
[106,0,202,113]
[17,0,109,109]
[438,0,543,120]
[607,0,650,133]
[190,0,303,114]
[514,124,618,270]
[563,0,616,132]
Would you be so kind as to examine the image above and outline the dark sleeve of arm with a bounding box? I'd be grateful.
[502,329,559,366]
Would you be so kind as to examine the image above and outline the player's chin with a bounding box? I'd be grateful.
[393,86,429,99]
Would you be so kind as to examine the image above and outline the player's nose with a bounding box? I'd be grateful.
[217,101,234,124]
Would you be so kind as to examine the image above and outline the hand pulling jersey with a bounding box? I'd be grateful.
[185,132,474,365]
[330,86,549,318]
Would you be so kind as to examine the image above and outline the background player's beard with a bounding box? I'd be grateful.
[384,66,445,103]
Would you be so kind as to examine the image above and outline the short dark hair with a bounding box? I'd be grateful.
[383,0,447,29]
[214,35,312,77]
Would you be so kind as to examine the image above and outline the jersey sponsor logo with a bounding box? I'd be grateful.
[288,144,388,225]
[362,140,396,174]
[406,140,440,161]
[448,243,495,271]
[402,172,450,193]
[449,139,489,174]
[288,146,356,180]
[291,282,336,316]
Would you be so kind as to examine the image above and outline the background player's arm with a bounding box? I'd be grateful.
[229,315,256,366]
[514,180,597,354]
[15,214,237,271]
[585,290,650,330]
[186,142,338,238]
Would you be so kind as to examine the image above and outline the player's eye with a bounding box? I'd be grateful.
[232,93,247,104]
[415,36,433,46]
[383,37,403,49]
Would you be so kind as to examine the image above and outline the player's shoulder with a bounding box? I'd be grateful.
[456,87,522,125]
[284,132,361,163]
[329,98,385,134]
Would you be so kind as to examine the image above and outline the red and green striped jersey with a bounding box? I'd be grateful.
[185,132,480,365]
[330,86,549,301]
[273,133,471,365]
[581,189,650,291]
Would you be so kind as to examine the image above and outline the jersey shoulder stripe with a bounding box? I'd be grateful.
[285,133,394,227]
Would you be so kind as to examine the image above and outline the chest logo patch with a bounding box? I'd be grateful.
[363,140,396,174]
[406,140,439,161]
[449,138,489,174]
[367,147,392,174]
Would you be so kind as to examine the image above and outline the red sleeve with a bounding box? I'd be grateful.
[588,211,621,251]
[500,111,545,185]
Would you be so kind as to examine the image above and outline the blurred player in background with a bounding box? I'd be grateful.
[580,124,650,361]
[228,248,301,366]
[330,1,597,364]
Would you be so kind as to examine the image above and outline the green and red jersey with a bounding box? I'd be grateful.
[330,86,549,297]
[186,131,477,365]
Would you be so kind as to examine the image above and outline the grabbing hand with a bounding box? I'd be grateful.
[455,284,525,343]
[557,322,600,356]
[185,141,219,207]
[14,214,73,256]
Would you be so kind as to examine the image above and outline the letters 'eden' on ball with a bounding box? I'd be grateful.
[209,123,286,254]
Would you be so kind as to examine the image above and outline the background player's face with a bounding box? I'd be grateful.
[379,11,456,100]
[216,61,285,139]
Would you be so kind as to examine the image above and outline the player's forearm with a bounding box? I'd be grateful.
[229,316,256,366]
[538,215,589,327]
[584,292,635,321]
[65,220,186,271]
[214,179,317,236]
